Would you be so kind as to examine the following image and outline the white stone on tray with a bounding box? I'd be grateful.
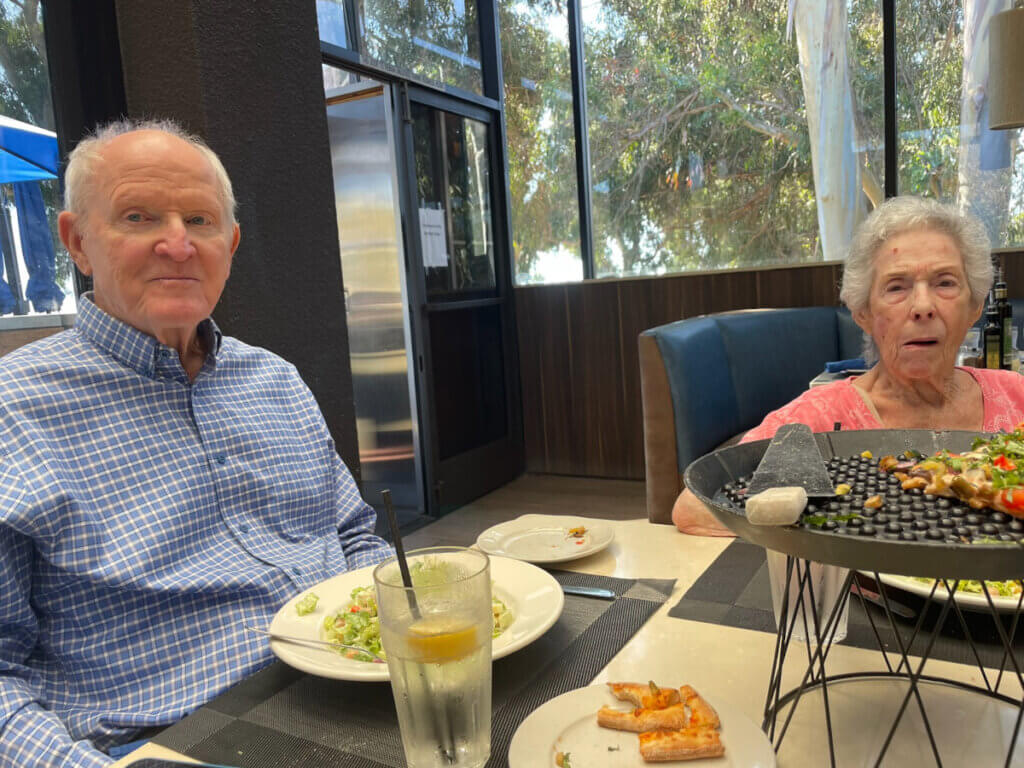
[745,486,808,526]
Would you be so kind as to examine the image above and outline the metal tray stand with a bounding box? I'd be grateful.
[685,429,1024,768]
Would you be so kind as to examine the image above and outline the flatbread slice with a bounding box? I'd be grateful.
[686,695,720,730]
[597,702,689,732]
[608,681,681,709]
[639,727,725,762]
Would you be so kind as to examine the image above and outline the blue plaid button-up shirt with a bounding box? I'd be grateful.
[0,295,393,767]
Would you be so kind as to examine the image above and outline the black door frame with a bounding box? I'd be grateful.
[393,82,523,516]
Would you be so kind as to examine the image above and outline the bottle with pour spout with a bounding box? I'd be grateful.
[984,302,1002,369]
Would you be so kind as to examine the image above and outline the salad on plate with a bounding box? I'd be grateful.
[322,584,514,663]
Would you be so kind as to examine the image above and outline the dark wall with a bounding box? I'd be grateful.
[111,0,361,474]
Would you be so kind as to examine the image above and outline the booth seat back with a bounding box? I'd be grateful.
[639,307,863,524]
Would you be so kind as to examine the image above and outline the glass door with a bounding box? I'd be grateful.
[324,70,425,518]
[399,87,523,515]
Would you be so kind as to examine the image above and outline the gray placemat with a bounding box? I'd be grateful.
[670,540,1022,669]
[152,572,674,768]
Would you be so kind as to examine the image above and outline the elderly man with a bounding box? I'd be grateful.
[0,120,393,767]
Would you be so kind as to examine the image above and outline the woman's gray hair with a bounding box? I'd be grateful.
[839,196,993,362]
[63,118,237,224]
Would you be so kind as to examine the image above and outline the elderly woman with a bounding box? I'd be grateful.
[673,195,1024,535]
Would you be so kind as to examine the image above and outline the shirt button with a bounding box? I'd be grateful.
[238,523,250,534]
[213,454,227,465]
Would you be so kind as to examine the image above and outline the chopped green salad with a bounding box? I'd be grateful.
[322,585,514,663]
[912,577,1023,599]
[295,592,319,616]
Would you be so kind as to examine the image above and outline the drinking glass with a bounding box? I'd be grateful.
[374,546,492,768]
[766,550,849,644]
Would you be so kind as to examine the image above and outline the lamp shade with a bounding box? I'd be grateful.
[990,7,1024,130]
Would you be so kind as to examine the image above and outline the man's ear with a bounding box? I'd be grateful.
[226,223,240,277]
[58,211,92,276]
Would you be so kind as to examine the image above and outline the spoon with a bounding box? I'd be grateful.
[246,625,385,663]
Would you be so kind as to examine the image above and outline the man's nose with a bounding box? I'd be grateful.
[153,217,197,261]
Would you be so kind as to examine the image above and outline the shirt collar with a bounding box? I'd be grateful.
[75,293,223,377]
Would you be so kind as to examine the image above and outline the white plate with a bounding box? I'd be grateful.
[476,515,614,564]
[267,555,564,681]
[872,573,1023,613]
[509,685,776,767]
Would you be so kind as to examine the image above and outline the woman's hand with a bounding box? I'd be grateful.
[672,488,735,537]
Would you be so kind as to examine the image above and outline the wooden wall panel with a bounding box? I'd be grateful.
[516,262,845,480]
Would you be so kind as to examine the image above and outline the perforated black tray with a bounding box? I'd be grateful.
[684,429,1024,580]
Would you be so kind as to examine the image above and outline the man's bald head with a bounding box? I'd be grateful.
[63,118,237,225]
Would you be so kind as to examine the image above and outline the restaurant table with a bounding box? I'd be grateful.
[111,517,1021,768]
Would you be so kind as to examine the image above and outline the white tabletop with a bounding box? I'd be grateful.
[112,517,1021,767]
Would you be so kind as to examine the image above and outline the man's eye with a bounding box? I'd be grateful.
[187,215,210,225]
[885,283,905,293]
[125,212,145,222]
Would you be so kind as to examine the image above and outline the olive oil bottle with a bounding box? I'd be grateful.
[995,276,1015,370]
[984,304,1003,369]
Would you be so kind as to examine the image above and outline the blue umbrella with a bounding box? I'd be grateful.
[0,115,60,314]
[0,114,58,184]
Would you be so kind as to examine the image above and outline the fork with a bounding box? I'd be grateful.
[246,625,386,663]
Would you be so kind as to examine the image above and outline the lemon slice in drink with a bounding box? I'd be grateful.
[405,617,480,663]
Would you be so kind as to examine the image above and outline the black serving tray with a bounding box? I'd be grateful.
[684,429,1024,580]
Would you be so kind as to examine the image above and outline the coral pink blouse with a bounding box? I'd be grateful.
[741,368,1024,443]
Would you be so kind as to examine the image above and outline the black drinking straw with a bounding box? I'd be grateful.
[382,489,421,619]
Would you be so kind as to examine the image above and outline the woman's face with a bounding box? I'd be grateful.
[854,228,982,381]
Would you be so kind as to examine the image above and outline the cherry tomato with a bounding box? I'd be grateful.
[994,455,1017,471]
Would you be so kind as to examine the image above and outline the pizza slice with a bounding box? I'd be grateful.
[638,727,726,762]
[607,681,681,709]
[597,702,690,732]
[679,686,720,729]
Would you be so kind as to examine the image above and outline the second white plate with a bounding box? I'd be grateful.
[267,555,564,681]
[509,685,776,767]
[476,515,614,564]
[871,572,1023,613]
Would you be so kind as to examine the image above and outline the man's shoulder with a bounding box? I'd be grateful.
[219,336,295,368]
[217,336,306,385]
[0,328,84,380]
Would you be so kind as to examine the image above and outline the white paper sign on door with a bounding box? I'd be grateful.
[418,207,449,268]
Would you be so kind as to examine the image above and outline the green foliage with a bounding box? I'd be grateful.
[501,0,1020,283]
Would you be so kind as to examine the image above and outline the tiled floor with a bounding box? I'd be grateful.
[394,473,648,548]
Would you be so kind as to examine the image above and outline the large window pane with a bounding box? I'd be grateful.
[500,2,583,285]
[897,1,1024,248]
[316,0,349,49]
[0,1,75,323]
[360,0,483,94]
[581,1,883,275]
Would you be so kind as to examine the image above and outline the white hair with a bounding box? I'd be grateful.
[839,196,993,362]
[63,118,237,223]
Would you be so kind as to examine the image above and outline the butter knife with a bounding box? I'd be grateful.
[562,585,616,600]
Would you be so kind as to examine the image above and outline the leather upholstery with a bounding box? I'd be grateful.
[640,306,862,524]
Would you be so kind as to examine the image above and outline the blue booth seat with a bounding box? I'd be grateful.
[638,307,864,525]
